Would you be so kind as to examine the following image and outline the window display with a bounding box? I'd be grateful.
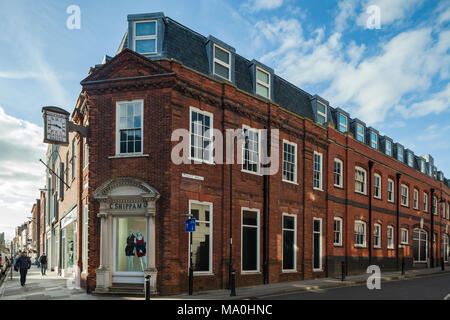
[116,218,147,272]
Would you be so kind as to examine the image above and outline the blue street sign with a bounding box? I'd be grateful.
[185,218,196,232]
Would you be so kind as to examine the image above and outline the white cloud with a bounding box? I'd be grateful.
[0,106,46,240]
[245,0,283,12]
[356,0,424,28]
[417,124,450,142]
[335,0,358,32]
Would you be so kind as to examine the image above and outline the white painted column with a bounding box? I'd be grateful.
[99,215,105,268]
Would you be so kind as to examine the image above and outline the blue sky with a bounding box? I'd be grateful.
[0,0,449,239]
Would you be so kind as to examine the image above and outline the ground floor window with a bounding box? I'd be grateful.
[413,229,428,263]
[374,224,381,248]
[242,209,259,272]
[313,218,322,271]
[116,217,147,272]
[443,234,449,263]
[282,214,296,271]
[190,201,212,273]
[334,217,343,246]
[387,226,394,249]
[61,221,76,270]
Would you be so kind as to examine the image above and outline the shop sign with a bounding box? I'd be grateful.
[109,201,148,211]
[61,207,77,229]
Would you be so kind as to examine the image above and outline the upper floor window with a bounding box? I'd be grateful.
[374,174,381,199]
[83,137,89,169]
[71,138,76,180]
[316,102,327,125]
[190,107,213,163]
[116,100,143,155]
[256,68,270,99]
[338,114,347,133]
[442,201,446,219]
[413,189,419,209]
[407,152,414,167]
[374,223,381,248]
[397,146,404,162]
[424,193,428,212]
[370,132,378,149]
[334,159,343,188]
[134,20,157,55]
[387,179,394,202]
[214,44,231,81]
[354,220,366,248]
[355,167,367,195]
[433,196,438,215]
[356,124,365,143]
[385,140,392,157]
[401,184,409,207]
[282,141,297,183]
[242,126,260,174]
[313,152,323,190]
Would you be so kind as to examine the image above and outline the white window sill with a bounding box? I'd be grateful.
[194,272,214,276]
[313,187,323,192]
[241,169,262,176]
[401,204,409,208]
[313,269,323,272]
[188,157,215,165]
[282,179,298,185]
[334,184,343,189]
[374,246,381,249]
[400,242,409,245]
[374,196,382,200]
[355,191,367,196]
[354,245,367,248]
[387,247,395,250]
[388,199,394,203]
[241,271,260,275]
[281,269,298,273]
[109,154,149,159]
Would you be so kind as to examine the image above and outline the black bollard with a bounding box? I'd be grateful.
[230,269,236,297]
[145,275,151,300]
[401,257,405,275]
[188,266,193,295]
[341,261,345,281]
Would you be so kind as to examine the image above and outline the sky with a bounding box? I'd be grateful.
[0,0,449,240]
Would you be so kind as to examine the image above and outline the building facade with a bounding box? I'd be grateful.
[40,12,450,295]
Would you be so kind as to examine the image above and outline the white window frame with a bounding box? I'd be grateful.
[424,193,429,212]
[83,137,89,170]
[313,152,323,191]
[255,67,271,99]
[282,213,297,272]
[374,223,382,249]
[413,229,428,263]
[355,166,367,195]
[401,184,409,207]
[442,201,446,219]
[313,218,323,271]
[413,189,419,210]
[316,101,327,125]
[213,43,231,81]
[374,174,381,199]
[354,220,367,248]
[241,208,260,273]
[282,140,297,184]
[133,20,157,55]
[188,200,214,275]
[189,107,214,164]
[385,140,392,157]
[387,179,394,203]
[115,100,144,156]
[433,196,438,215]
[241,125,261,175]
[370,132,378,149]
[338,113,348,133]
[334,159,343,188]
[356,124,365,143]
[334,217,343,246]
[387,226,394,249]
[401,228,409,245]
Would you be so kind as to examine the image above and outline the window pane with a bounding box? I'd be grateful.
[242,226,257,271]
[283,216,295,229]
[243,211,257,226]
[214,62,229,79]
[214,46,229,64]
[136,21,156,36]
[116,217,147,272]
[256,83,269,98]
[256,69,269,84]
[136,39,156,54]
[283,230,294,270]
[317,103,325,114]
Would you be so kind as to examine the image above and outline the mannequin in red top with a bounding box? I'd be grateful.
[135,230,147,271]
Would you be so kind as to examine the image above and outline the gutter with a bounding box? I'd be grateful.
[396,173,401,270]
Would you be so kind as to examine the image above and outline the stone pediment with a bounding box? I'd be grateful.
[94,177,160,201]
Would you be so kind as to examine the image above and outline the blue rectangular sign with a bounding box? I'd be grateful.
[185,218,196,232]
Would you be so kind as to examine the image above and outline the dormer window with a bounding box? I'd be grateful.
[213,44,231,81]
[316,102,327,125]
[420,159,426,173]
[370,131,378,149]
[397,146,404,162]
[356,124,365,143]
[385,140,392,156]
[255,67,270,99]
[338,113,347,133]
[134,20,157,55]
[407,152,414,167]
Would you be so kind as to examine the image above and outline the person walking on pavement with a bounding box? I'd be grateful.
[38,253,48,276]
[14,251,31,286]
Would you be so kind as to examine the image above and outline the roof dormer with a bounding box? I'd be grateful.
[127,12,165,57]
[351,118,366,143]
[206,36,236,83]
[249,60,274,100]
[311,95,329,126]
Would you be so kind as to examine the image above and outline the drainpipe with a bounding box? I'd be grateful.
[262,103,271,285]
[396,173,401,270]
[430,188,435,268]
[368,161,374,266]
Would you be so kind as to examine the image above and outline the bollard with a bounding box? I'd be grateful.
[401,257,405,275]
[441,257,445,271]
[188,267,193,295]
[145,275,151,300]
[230,269,236,297]
[341,261,345,281]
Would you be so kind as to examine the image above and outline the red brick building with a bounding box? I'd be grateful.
[43,12,450,295]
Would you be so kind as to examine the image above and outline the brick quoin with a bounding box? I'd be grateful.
[64,49,450,295]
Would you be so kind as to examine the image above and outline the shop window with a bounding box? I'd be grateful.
[241,209,259,272]
[282,214,296,271]
[190,201,212,273]
[116,217,147,272]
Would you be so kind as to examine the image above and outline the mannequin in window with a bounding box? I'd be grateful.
[125,230,135,271]
[135,230,146,271]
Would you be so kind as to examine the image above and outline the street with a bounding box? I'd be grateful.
[258,273,450,300]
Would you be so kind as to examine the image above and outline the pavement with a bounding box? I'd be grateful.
[0,265,449,300]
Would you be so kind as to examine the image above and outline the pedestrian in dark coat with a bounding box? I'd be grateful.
[38,253,48,276]
[15,252,31,286]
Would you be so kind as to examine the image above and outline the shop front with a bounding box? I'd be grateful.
[93,177,160,293]
[60,206,77,278]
